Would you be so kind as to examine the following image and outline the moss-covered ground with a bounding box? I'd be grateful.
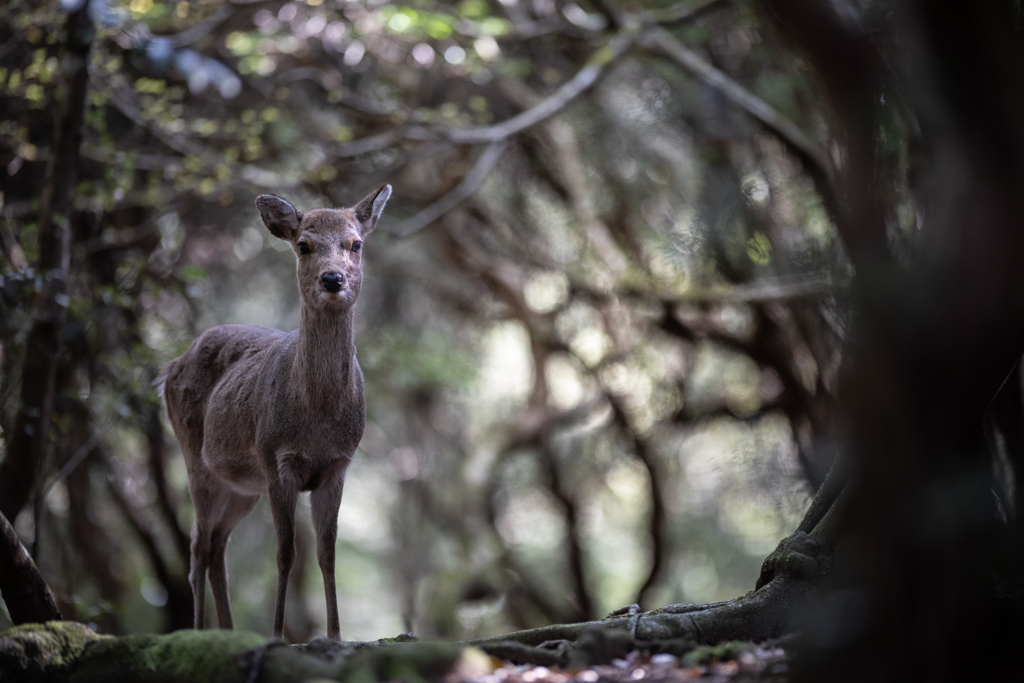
[0,621,786,682]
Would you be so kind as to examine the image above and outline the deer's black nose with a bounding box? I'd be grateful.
[321,272,345,293]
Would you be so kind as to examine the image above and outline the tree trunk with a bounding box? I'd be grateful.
[0,1,94,523]
[0,512,60,625]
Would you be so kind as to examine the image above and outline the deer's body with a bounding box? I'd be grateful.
[162,186,391,640]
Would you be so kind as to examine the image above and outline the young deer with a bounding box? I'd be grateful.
[161,185,391,640]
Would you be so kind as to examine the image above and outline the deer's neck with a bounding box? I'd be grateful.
[293,305,357,407]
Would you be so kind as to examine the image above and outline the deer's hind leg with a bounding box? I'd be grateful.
[207,491,260,629]
[187,469,230,630]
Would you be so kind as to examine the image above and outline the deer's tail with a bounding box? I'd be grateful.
[153,361,173,400]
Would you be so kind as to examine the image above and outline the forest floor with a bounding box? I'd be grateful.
[448,643,789,683]
[0,621,791,682]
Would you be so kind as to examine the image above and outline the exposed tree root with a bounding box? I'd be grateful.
[459,476,845,662]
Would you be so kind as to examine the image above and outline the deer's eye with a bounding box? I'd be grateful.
[351,240,363,253]
[298,242,310,255]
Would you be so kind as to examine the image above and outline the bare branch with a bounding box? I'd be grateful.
[447,34,636,144]
[388,141,508,236]
[674,272,843,303]
[641,27,839,214]
[39,425,107,502]
[166,5,234,48]
[607,395,669,609]
[336,30,636,157]
[641,0,731,25]
[102,83,213,160]
[105,459,193,629]
[573,272,843,307]
[332,128,406,159]
[538,442,595,621]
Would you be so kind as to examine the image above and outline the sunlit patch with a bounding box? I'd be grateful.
[412,43,435,67]
[474,36,500,61]
[496,489,564,548]
[524,271,569,314]
[680,553,720,601]
[141,576,168,606]
[445,45,467,64]
[570,327,611,367]
[233,226,264,262]
[545,354,585,409]
[344,41,366,66]
[479,321,534,402]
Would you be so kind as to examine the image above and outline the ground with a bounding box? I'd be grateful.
[0,621,790,683]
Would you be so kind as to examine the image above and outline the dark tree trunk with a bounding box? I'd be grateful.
[0,1,94,523]
[761,1,1024,680]
[0,511,60,624]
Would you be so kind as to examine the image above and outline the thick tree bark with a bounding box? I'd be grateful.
[0,1,94,523]
[0,512,60,625]
[762,1,1024,680]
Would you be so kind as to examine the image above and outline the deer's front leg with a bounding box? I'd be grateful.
[311,475,345,640]
[267,477,299,639]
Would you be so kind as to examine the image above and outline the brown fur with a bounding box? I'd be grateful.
[162,185,391,639]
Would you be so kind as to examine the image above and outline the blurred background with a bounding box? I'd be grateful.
[0,0,858,642]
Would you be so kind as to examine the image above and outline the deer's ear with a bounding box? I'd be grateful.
[353,184,392,236]
[256,194,302,240]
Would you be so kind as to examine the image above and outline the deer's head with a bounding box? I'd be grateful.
[256,185,391,309]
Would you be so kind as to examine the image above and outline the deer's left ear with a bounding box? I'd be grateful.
[353,184,392,236]
[256,194,302,241]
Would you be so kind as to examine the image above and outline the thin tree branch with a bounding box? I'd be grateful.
[39,425,107,502]
[641,0,731,25]
[642,28,827,170]
[165,5,234,48]
[539,441,595,621]
[388,141,508,236]
[607,396,669,609]
[448,34,636,144]
[332,128,406,158]
[641,27,841,219]
[677,273,842,303]
[572,272,843,307]
[338,30,637,158]
[104,458,193,630]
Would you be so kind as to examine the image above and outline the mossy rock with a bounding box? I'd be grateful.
[0,622,465,683]
[0,621,110,682]
[336,642,461,683]
[0,622,342,683]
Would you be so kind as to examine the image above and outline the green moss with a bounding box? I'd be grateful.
[680,640,755,668]
[0,624,462,683]
[337,643,461,683]
[0,621,110,681]
[70,629,267,683]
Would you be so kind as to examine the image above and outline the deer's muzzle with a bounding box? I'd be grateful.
[321,272,345,293]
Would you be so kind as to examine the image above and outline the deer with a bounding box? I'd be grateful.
[160,185,391,640]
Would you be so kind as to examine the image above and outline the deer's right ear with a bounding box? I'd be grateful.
[256,195,302,240]
[353,184,392,236]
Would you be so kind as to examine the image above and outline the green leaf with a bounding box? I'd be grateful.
[746,232,772,265]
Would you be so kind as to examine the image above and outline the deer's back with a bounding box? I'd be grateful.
[164,324,288,442]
